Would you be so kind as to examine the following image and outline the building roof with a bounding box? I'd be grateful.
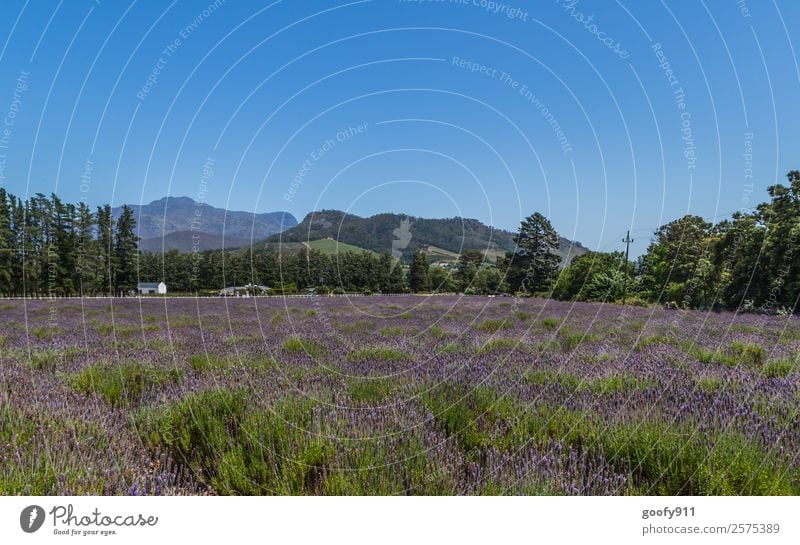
[219,285,269,293]
[138,282,163,289]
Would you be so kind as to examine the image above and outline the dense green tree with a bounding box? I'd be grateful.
[0,188,13,294]
[113,205,139,294]
[375,253,406,293]
[639,215,712,306]
[10,197,24,294]
[554,251,629,301]
[474,266,505,295]
[409,250,430,292]
[75,203,98,295]
[95,205,114,295]
[454,250,483,292]
[51,195,77,295]
[429,265,454,293]
[759,171,800,311]
[505,212,562,294]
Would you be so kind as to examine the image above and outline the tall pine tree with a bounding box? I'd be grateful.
[95,205,114,295]
[113,205,139,295]
[505,212,562,294]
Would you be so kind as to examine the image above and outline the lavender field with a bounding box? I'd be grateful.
[1,296,798,496]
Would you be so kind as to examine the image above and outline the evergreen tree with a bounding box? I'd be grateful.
[24,195,48,297]
[95,205,114,295]
[75,203,97,295]
[10,197,24,295]
[113,205,139,295]
[51,194,76,295]
[0,189,12,294]
[380,253,406,293]
[455,250,483,292]
[505,212,561,294]
[409,249,430,292]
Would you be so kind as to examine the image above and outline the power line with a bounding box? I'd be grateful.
[621,231,634,304]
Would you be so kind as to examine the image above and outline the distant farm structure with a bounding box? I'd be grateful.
[219,284,271,297]
[137,282,167,295]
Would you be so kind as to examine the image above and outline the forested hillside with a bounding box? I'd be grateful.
[264,209,587,263]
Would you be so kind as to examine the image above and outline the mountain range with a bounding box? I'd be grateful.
[117,197,588,263]
[112,197,297,252]
[265,209,588,263]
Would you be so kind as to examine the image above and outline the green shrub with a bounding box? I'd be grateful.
[474,318,513,333]
[348,377,393,404]
[523,369,580,391]
[188,354,230,372]
[533,339,562,354]
[70,362,182,407]
[540,317,560,330]
[0,406,110,494]
[271,313,285,325]
[423,384,512,453]
[778,327,800,344]
[28,349,61,371]
[730,341,766,366]
[687,341,767,368]
[436,343,469,355]
[696,377,725,393]
[135,391,334,495]
[340,320,376,333]
[763,358,797,378]
[596,421,796,495]
[581,374,652,394]
[559,329,600,352]
[686,344,737,367]
[30,326,59,340]
[513,406,798,495]
[283,337,325,358]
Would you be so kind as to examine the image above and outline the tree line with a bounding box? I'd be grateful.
[550,170,800,313]
[1,172,799,313]
[0,190,138,297]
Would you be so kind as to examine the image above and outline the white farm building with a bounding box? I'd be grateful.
[138,282,167,295]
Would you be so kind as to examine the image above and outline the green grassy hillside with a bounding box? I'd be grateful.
[306,238,377,255]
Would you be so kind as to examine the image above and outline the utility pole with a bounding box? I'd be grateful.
[622,231,634,304]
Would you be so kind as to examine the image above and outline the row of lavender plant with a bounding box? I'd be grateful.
[1,296,797,495]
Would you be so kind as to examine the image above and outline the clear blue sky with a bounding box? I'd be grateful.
[0,0,798,256]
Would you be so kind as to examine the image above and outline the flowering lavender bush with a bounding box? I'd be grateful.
[1,296,797,495]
